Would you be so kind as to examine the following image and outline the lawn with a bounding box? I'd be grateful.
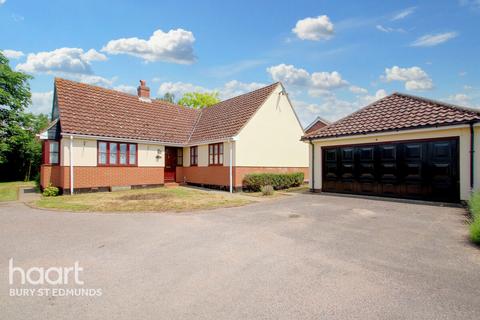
[0,181,35,202]
[34,186,252,212]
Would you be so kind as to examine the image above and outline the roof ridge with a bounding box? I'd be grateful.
[54,77,188,110]
[210,82,280,108]
[304,92,393,138]
[392,92,480,115]
[187,109,204,143]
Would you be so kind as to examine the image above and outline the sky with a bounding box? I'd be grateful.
[1,0,479,126]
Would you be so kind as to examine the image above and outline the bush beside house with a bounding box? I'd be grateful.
[469,192,480,244]
[243,172,304,192]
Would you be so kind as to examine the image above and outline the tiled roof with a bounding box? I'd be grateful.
[189,82,279,143]
[55,78,279,144]
[303,92,480,140]
[304,116,330,134]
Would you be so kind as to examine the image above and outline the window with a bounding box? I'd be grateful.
[98,141,137,166]
[177,148,183,166]
[190,146,198,166]
[49,141,59,164]
[208,143,223,165]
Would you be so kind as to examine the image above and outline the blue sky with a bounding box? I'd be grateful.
[1,0,479,126]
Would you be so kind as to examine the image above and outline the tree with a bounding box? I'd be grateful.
[0,51,32,164]
[0,51,48,181]
[177,91,220,109]
[158,92,175,103]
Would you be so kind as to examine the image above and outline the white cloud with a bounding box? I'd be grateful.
[0,0,6,5]
[392,7,416,21]
[157,81,207,99]
[30,91,53,115]
[376,25,405,33]
[448,93,472,106]
[292,15,334,41]
[102,29,196,64]
[157,80,266,101]
[267,64,349,96]
[15,47,111,86]
[2,49,24,59]
[311,71,348,89]
[349,85,368,94]
[113,85,137,95]
[459,0,480,9]
[16,47,107,75]
[220,80,266,99]
[360,89,388,105]
[267,64,310,86]
[383,66,433,91]
[411,32,458,47]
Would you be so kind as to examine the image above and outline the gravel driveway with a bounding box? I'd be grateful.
[1,193,479,319]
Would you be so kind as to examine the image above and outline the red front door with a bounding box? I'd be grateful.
[164,147,177,182]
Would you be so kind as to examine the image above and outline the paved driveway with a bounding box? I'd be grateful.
[1,194,479,319]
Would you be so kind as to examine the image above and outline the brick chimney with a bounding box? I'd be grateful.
[137,80,151,101]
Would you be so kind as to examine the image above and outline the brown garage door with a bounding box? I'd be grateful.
[322,137,460,202]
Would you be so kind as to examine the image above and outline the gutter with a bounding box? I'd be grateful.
[309,139,315,192]
[69,135,74,195]
[470,122,475,191]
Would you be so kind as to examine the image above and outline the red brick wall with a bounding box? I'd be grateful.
[41,166,164,190]
[40,165,62,189]
[177,166,308,187]
[176,166,230,186]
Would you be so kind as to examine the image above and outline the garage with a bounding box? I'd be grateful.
[322,138,459,202]
[303,92,480,202]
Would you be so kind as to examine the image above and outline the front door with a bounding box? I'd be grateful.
[164,147,177,182]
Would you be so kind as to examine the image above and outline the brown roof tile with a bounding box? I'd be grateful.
[55,78,279,144]
[303,93,480,140]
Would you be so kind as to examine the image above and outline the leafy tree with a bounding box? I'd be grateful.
[177,91,220,109]
[0,51,49,181]
[0,51,32,164]
[159,92,175,103]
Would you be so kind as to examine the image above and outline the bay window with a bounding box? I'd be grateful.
[98,141,137,166]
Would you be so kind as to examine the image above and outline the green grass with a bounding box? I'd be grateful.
[0,181,35,202]
[469,192,480,244]
[34,186,252,213]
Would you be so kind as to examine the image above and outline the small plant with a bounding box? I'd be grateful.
[43,184,60,197]
[261,185,274,196]
[468,192,480,244]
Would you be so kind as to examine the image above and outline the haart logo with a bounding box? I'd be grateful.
[8,258,102,297]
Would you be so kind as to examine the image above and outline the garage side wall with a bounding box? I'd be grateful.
[310,126,475,201]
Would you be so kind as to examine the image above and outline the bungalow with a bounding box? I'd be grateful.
[39,78,308,193]
[302,93,480,203]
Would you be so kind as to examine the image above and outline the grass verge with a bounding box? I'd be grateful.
[0,181,35,202]
[469,191,480,244]
[34,186,252,213]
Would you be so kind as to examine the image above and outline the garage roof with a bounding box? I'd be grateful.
[303,92,480,140]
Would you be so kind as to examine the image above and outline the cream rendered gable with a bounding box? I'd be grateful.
[235,84,308,167]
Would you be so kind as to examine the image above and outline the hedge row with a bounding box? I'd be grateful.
[243,172,304,192]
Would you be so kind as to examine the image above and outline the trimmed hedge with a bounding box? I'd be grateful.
[243,172,304,192]
[469,192,480,244]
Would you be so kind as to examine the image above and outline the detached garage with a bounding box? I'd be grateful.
[303,93,480,203]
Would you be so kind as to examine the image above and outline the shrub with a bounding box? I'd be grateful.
[43,184,60,197]
[469,192,480,244]
[243,172,304,192]
[261,185,274,196]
